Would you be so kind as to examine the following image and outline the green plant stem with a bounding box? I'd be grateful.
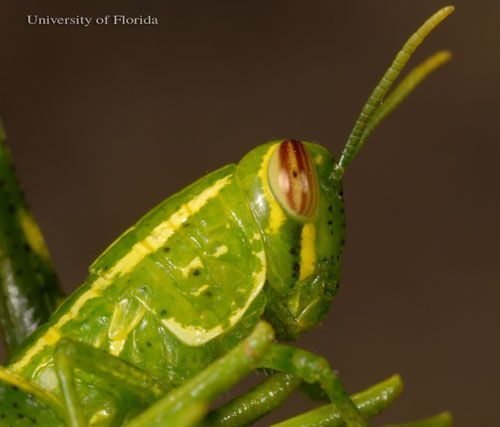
[0,123,63,355]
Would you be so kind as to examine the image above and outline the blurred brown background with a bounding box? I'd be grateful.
[0,0,498,425]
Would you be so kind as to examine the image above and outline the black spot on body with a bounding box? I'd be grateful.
[193,269,200,276]
[293,262,300,272]
[160,309,167,316]
[146,341,152,347]
[163,247,170,253]
[289,247,297,255]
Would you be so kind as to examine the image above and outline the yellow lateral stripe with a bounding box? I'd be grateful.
[259,144,285,234]
[10,175,232,372]
[299,223,316,281]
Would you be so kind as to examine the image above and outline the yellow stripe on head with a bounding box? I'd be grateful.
[258,144,286,234]
[299,223,316,281]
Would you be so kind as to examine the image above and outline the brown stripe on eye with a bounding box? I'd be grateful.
[294,141,311,214]
[278,141,299,211]
[275,140,318,219]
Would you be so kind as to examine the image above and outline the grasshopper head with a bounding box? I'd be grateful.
[235,6,454,339]
[237,140,344,340]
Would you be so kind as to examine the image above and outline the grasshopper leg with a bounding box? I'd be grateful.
[204,371,301,426]
[271,374,404,427]
[53,338,167,427]
[259,343,367,427]
[125,321,275,427]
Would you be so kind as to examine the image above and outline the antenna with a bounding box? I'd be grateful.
[335,6,454,179]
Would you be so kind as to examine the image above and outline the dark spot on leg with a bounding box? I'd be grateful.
[146,341,152,347]
[160,309,167,316]
[293,262,300,271]
[193,269,200,276]
[163,246,170,253]
[289,247,297,255]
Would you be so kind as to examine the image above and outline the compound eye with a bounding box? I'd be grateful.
[268,140,319,221]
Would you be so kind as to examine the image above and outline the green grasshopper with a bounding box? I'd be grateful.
[0,6,454,427]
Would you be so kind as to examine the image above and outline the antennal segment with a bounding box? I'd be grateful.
[335,6,454,179]
[354,50,452,161]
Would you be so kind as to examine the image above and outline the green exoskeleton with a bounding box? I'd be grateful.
[0,6,455,427]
